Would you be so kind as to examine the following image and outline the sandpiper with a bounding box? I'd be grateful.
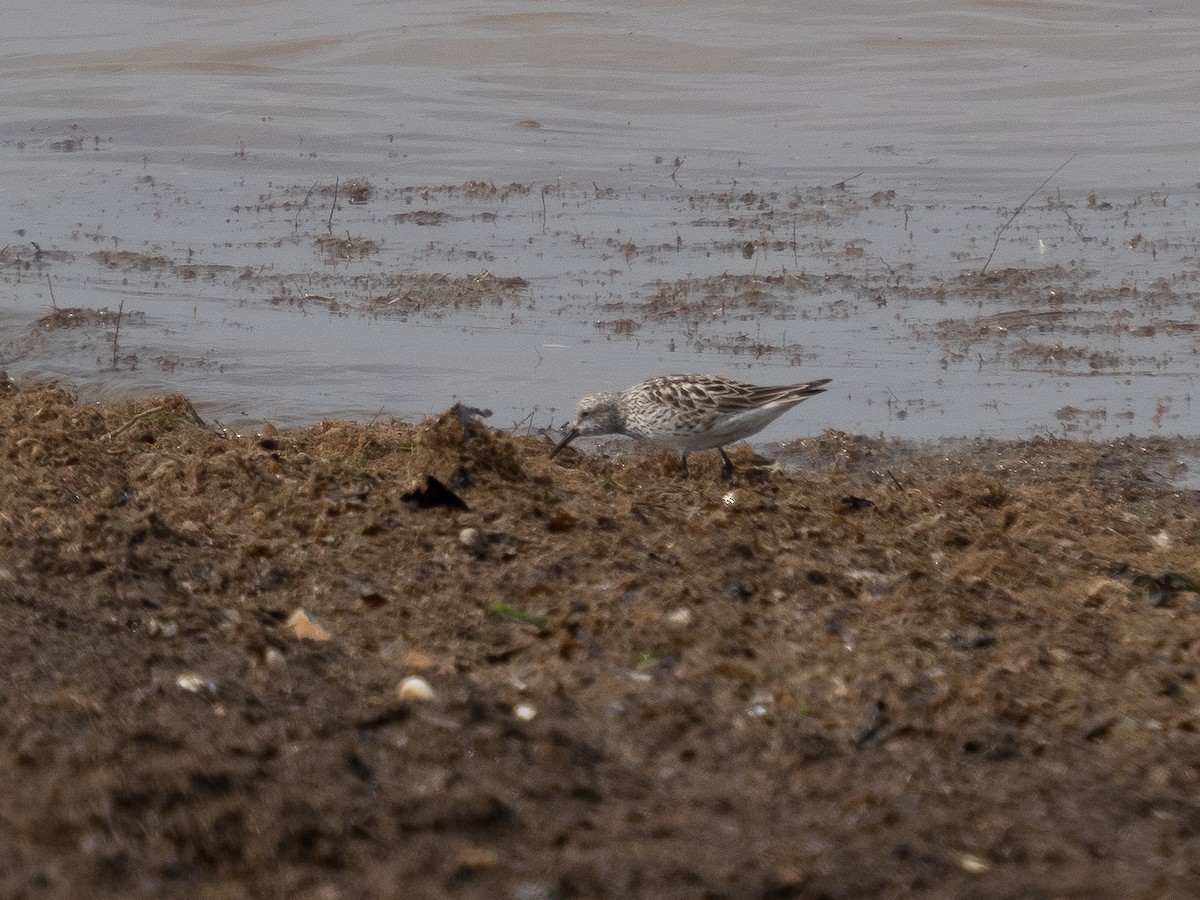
[550,374,831,476]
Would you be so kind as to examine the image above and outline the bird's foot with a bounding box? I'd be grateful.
[719,448,735,480]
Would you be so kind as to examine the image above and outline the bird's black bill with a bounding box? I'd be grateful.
[549,427,580,459]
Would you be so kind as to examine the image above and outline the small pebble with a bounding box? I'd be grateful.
[146,618,178,638]
[514,703,537,721]
[176,673,217,695]
[398,675,436,702]
[459,527,479,548]
[287,608,332,642]
[665,608,693,628]
[955,852,990,874]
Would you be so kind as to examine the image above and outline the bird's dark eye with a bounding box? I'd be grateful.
[579,410,590,419]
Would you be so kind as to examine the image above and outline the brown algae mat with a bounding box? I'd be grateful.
[2,382,1200,898]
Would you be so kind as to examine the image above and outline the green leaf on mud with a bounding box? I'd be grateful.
[489,601,548,627]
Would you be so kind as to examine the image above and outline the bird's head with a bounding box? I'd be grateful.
[549,391,622,458]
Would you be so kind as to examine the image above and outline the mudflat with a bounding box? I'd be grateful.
[3,381,1199,898]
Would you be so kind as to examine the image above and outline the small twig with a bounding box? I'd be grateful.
[183,401,207,428]
[855,700,890,745]
[103,404,168,441]
[46,273,56,308]
[510,408,536,435]
[111,297,125,370]
[833,171,863,190]
[327,176,339,233]
[295,181,318,232]
[887,469,904,491]
[670,157,683,182]
[980,155,1076,276]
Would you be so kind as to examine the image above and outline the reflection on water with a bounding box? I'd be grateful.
[1,0,1198,442]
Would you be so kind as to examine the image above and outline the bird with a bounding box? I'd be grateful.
[550,374,831,476]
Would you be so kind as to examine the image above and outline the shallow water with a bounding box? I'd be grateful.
[2,0,1199,443]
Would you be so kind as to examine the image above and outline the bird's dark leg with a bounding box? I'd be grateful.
[679,451,690,477]
[719,447,734,478]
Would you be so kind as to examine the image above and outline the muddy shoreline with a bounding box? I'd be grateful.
[3,381,1200,897]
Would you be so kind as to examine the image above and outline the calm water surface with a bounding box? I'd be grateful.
[1,0,1198,442]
